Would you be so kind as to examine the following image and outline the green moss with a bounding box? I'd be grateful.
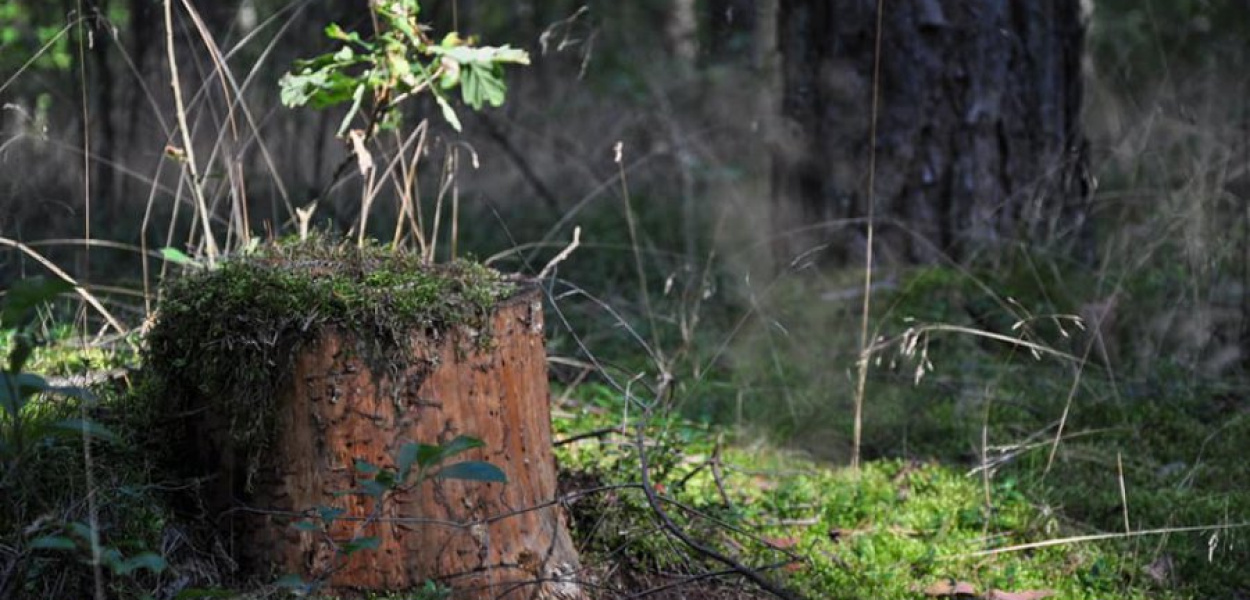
[553,383,1166,600]
[142,240,517,477]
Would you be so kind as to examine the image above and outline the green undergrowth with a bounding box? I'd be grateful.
[553,382,1202,599]
[0,329,171,599]
[142,240,517,473]
[667,257,1248,598]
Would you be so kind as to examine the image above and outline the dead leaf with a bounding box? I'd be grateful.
[348,129,374,176]
[985,590,1056,600]
[1146,553,1174,585]
[753,475,777,491]
[765,536,800,550]
[923,579,978,597]
[782,561,805,573]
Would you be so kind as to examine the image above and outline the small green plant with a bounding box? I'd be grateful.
[278,434,506,595]
[1,278,113,477]
[1,278,171,598]
[279,0,528,134]
[278,0,529,254]
[28,521,167,581]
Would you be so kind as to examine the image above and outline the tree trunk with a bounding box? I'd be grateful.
[705,0,757,62]
[192,288,584,599]
[667,0,699,63]
[772,0,1092,265]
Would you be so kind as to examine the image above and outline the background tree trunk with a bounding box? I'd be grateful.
[194,289,585,599]
[772,0,1092,265]
[667,0,699,64]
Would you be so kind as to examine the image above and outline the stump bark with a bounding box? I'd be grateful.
[206,288,584,599]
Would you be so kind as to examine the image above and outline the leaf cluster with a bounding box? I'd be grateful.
[280,434,505,595]
[278,0,529,133]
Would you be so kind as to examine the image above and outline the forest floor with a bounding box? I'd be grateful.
[552,380,1247,600]
[1,281,1247,600]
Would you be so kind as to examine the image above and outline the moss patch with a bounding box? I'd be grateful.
[553,383,1167,600]
[143,240,517,475]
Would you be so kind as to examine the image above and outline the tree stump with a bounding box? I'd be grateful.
[149,255,584,599]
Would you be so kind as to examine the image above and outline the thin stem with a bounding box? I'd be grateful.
[852,0,885,471]
[164,0,218,264]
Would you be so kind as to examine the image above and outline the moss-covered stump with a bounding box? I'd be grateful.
[146,247,584,599]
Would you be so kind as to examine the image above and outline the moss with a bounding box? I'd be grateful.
[142,239,518,479]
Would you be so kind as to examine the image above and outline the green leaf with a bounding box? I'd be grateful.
[99,547,124,569]
[29,535,76,551]
[66,521,92,541]
[324,22,372,49]
[429,44,530,67]
[279,69,329,108]
[416,435,485,469]
[340,536,380,556]
[437,435,486,461]
[337,83,368,137]
[435,93,462,131]
[273,574,306,589]
[354,459,379,475]
[159,247,201,268]
[0,372,49,417]
[396,441,419,482]
[355,479,389,498]
[114,553,166,576]
[308,71,364,109]
[325,22,348,40]
[291,520,321,532]
[47,418,118,444]
[461,63,507,110]
[2,277,73,329]
[317,506,346,525]
[433,461,507,483]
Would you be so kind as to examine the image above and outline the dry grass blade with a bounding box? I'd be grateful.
[0,237,127,335]
[163,0,218,263]
[956,522,1250,559]
[538,227,583,280]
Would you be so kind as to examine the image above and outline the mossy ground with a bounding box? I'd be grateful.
[553,383,1207,599]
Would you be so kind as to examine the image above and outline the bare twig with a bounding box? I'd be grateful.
[0,237,127,335]
[622,563,793,600]
[633,423,803,600]
[538,226,582,280]
[554,425,624,447]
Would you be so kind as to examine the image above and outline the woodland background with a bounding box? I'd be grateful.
[1,1,1249,598]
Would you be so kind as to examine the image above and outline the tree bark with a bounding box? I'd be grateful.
[772,0,1092,265]
[193,288,585,599]
[705,0,756,62]
[667,0,699,63]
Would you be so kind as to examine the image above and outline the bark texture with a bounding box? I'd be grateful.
[198,289,584,599]
[772,0,1091,264]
